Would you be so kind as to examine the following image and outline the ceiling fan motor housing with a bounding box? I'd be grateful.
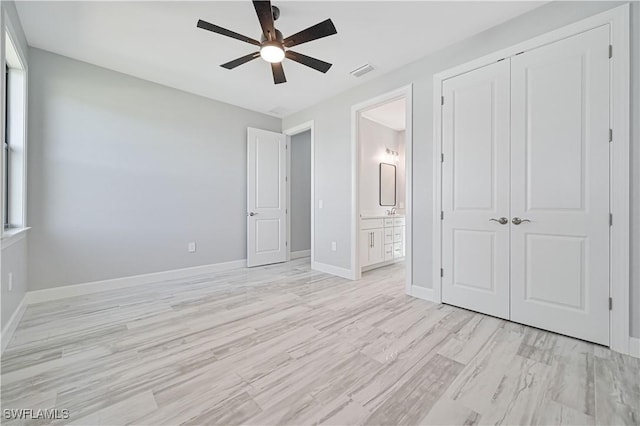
[261,29,284,44]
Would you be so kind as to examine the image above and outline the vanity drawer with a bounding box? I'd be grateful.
[384,228,394,244]
[393,242,404,258]
[393,227,404,243]
[393,217,405,226]
[361,218,384,230]
[384,244,394,261]
[384,218,394,228]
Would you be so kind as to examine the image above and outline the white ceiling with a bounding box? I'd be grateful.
[15,1,544,117]
[362,98,406,131]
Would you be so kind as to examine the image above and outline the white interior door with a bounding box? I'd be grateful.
[510,25,610,345]
[247,127,287,267]
[441,60,511,319]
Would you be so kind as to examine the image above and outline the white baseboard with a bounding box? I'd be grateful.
[312,261,353,280]
[409,285,437,303]
[290,249,311,260]
[26,259,247,305]
[630,337,640,358]
[1,295,27,353]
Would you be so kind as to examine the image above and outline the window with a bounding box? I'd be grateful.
[2,30,27,236]
[3,65,9,230]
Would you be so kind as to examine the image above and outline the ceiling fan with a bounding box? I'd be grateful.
[197,1,337,84]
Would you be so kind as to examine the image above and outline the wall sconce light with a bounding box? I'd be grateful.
[386,148,399,164]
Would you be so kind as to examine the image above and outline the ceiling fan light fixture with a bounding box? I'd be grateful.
[260,43,285,63]
[197,1,338,84]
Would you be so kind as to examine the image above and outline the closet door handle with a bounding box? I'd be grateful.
[490,217,509,225]
[512,217,531,225]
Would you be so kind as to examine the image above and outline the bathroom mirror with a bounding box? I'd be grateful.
[379,163,396,206]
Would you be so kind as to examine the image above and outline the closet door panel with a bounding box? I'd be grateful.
[510,25,610,345]
[441,60,511,319]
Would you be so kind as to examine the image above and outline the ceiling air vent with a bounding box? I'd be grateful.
[350,63,374,78]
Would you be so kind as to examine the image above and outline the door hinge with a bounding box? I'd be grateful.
[440,268,444,278]
[441,211,444,220]
[609,129,613,142]
[285,144,288,150]
[610,213,613,226]
[609,297,613,310]
[441,96,444,106]
[441,153,444,163]
[285,176,288,182]
[609,45,613,59]
[286,209,288,214]
[286,241,288,247]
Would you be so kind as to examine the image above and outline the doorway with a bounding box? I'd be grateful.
[284,121,315,265]
[351,86,413,292]
[288,129,312,260]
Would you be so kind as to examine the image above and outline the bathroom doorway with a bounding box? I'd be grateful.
[350,86,412,293]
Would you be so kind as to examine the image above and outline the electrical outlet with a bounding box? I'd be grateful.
[331,242,337,251]
[188,242,196,253]
[8,273,13,292]
[319,199,323,209]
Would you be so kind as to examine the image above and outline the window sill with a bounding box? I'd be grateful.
[1,227,30,250]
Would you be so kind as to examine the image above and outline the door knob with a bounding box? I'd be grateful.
[512,217,531,225]
[490,217,509,225]
[249,212,258,216]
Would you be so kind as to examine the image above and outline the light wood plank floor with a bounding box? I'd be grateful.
[2,259,639,425]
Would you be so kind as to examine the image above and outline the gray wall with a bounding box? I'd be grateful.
[630,0,640,343]
[290,130,311,253]
[1,237,27,331]
[282,1,640,337]
[1,0,29,334]
[27,48,280,290]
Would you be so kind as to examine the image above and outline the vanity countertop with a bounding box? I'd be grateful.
[361,214,405,220]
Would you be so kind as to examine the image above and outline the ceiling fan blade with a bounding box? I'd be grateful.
[285,50,332,73]
[252,1,276,41]
[197,19,261,46]
[283,19,337,48]
[221,52,261,69]
[271,62,286,84]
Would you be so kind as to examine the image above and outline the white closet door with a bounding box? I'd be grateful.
[441,60,511,319]
[510,25,610,345]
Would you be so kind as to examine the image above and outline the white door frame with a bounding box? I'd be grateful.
[350,84,413,292]
[283,121,315,265]
[431,4,630,354]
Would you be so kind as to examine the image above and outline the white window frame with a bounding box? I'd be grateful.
[430,4,631,355]
[1,10,29,249]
